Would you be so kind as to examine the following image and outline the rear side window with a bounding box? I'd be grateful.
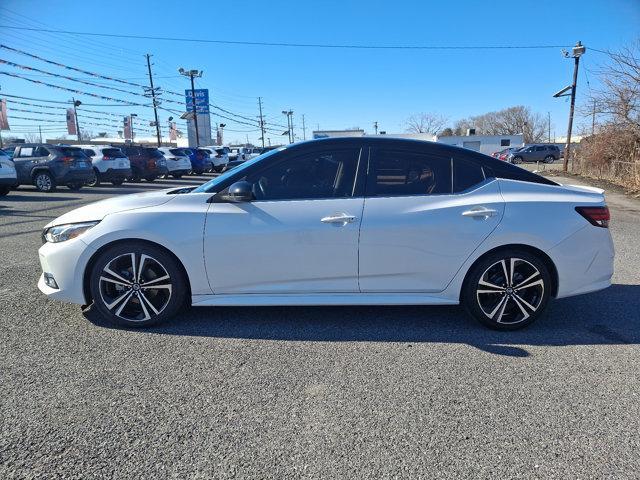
[145,148,163,158]
[83,149,96,157]
[454,158,485,192]
[369,149,451,196]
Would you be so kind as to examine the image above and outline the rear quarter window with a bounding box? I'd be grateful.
[454,158,485,192]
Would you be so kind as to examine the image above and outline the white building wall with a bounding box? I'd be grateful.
[435,134,524,155]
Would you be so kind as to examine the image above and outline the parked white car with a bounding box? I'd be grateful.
[202,146,229,172]
[38,138,614,330]
[157,148,192,179]
[0,149,17,196]
[78,145,131,187]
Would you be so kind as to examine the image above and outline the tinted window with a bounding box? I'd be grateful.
[57,147,86,158]
[244,148,360,201]
[102,148,125,158]
[535,146,545,151]
[370,149,451,196]
[454,158,485,192]
[83,149,96,157]
[169,148,185,156]
[145,148,163,158]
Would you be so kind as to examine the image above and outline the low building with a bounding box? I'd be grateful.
[434,134,524,155]
[312,129,365,139]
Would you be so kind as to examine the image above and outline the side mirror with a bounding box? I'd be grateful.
[220,181,254,202]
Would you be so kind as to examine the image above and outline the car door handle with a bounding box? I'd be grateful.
[462,207,498,219]
[321,213,357,224]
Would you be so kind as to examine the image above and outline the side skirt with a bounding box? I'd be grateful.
[191,293,459,307]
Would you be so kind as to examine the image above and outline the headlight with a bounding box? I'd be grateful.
[43,221,99,243]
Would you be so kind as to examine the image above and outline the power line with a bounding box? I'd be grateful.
[0,26,573,50]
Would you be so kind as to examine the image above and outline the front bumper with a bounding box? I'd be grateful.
[38,237,96,305]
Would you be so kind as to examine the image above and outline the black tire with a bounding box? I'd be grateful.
[172,174,183,179]
[194,169,204,175]
[0,186,10,196]
[88,242,187,328]
[67,183,83,191]
[88,168,101,187]
[33,171,56,192]
[512,156,523,164]
[129,170,142,183]
[111,179,124,186]
[461,249,552,330]
[145,176,156,182]
[543,155,555,164]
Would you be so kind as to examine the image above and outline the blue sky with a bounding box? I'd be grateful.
[1,0,639,144]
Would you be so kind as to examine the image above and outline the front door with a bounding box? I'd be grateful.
[204,147,364,294]
[358,148,504,293]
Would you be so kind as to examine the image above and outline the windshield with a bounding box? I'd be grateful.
[192,147,286,193]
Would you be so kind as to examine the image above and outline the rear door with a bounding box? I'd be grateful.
[358,147,504,293]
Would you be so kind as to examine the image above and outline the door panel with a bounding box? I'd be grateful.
[359,180,504,292]
[204,198,364,293]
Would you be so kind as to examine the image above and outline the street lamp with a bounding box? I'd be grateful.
[72,99,82,142]
[179,67,203,147]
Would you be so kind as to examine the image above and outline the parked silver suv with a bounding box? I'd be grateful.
[508,144,561,164]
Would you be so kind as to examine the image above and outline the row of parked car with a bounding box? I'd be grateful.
[491,144,563,164]
[0,143,237,195]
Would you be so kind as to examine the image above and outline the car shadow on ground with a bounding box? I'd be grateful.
[85,283,640,357]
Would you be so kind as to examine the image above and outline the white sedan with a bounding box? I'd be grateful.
[37,138,614,330]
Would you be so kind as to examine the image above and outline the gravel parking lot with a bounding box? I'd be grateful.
[1,173,639,479]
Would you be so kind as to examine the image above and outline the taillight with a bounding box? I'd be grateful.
[147,159,156,168]
[103,155,110,161]
[60,156,73,165]
[575,206,610,228]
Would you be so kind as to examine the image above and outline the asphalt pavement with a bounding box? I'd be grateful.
[1,172,639,479]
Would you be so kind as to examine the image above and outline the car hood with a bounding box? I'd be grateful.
[44,188,176,228]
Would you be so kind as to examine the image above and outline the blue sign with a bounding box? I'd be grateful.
[185,89,210,114]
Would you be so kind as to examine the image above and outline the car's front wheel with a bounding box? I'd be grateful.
[89,242,187,327]
[543,155,555,163]
[462,249,552,330]
[511,156,523,164]
[0,186,10,196]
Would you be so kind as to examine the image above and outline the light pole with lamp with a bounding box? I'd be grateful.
[179,68,203,147]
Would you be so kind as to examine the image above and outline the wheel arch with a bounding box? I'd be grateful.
[31,166,52,179]
[82,238,192,306]
[460,243,559,301]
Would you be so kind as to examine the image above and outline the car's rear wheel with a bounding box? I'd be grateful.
[0,186,10,196]
[33,171,55,192]
[462,249,552,330]
[67,183,83,191]
[512,156,523,164]
[543,155,555,163]
[89,242,187,327]
[88,168,100,187]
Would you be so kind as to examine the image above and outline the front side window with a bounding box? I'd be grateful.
[535,146,546,152]
[369,149,451,196]
[244,148,360,201]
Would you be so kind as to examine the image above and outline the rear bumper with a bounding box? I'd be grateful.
[0,176,18,186]
[551,225,615,298]
[56,169,95,184]
[98,168,132,181]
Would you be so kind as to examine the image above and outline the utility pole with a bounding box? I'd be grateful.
[145,54,162,146]
[547,113,551,143]
[38,125,42,143]
[562,41,585,172]
[374,121,379,135]
[282,110,293,143]
[302,114,307,140]
[72,98,81,142]
[179,68,203,147]
[258,97,265,148]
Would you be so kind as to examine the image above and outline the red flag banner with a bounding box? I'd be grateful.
[66,108,77,135]
[123,116,132,140]
[0,99,9,130]
[169,122,177,141]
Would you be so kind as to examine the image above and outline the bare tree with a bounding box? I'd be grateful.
[404,113,448,135]
[454,106,546,143]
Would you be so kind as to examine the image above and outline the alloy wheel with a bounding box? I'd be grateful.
[98,253,172,323]
[476,258,544,325]
[35,173,53,191]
